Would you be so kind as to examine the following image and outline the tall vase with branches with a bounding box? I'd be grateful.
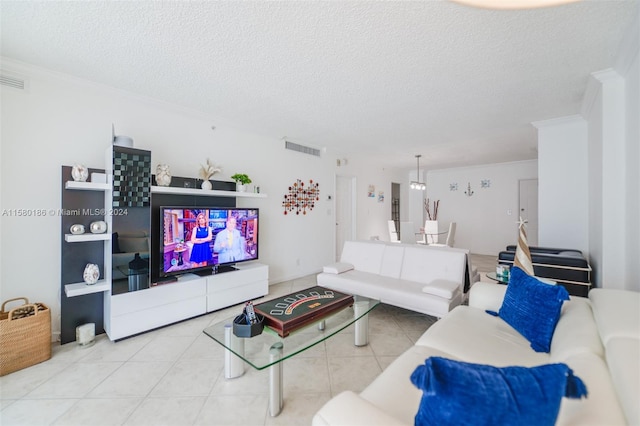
[424,198,439,221]
[424,198,440,244]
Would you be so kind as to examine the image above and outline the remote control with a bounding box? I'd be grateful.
[245,301,257,324]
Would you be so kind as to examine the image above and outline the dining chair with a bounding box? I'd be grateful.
[400,221,415,244]
[431,222,456,247]
[388,220,400,243]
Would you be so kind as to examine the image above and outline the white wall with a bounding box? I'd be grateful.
[534,116,589,255]
[622,9,640,290]
[0,60,373,337]
[591,70,627,290]
[331,158,407,243]
[538,8,638,291]
[424,160,538,256]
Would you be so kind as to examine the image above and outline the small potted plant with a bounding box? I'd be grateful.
[231,173,252,192]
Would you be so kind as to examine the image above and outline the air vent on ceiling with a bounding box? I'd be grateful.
[0,72,28,91]
[285,140,321,157]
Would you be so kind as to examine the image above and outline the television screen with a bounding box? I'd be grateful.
[160,207,258,276]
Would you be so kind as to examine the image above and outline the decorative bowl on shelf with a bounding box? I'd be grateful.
[70,224,85,235]
[90,220,107,234]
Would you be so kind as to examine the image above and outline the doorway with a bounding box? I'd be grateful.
[391,182,400,239]
[519,179,539,246]
[335,175,356,261]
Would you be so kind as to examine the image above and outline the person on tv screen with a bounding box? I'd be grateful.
[189,212,213,267]
[213,216,246,263]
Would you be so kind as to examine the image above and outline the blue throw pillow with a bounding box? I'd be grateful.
[410,357,587,426]
[487,266,569,352]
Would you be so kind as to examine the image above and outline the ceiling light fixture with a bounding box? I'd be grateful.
[451,0,579,10]
[410,155,426,191]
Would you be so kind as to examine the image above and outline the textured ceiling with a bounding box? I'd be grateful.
[1,1,637,171]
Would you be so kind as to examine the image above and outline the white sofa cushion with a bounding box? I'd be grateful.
[322,262,354,274]
[589,288,640,344]
[604,337,640,425]
[359,345,455,425]
[379,245,405,279]
[550,297,604,362]
[318,270,461,318]
[318,270,394,301]
[340,240,385,275]
[556,352,627,426]
[311,390,406,426]
[468,281,507,312]
[400,246,466,286]
[415,306,550,367]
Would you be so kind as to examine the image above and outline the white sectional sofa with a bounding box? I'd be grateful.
[317,240,469,318]
[313,282,640,426]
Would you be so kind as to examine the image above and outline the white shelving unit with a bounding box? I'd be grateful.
[151,185,267,198]
[65,181,110,191]
[64,233,110,242]
[64,180,111,297]
[64,280,111,297]
[63,163,270,339]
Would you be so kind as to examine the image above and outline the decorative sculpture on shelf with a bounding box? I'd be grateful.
[155,163,172,187]
[83,263,100,285]
[71,164,89,182]
[282,179,320,215]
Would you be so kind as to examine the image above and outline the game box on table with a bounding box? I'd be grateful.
[253,286,354,337]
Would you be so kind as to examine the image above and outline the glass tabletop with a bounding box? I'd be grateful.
[203,294,379,370]
[486,271,509,284]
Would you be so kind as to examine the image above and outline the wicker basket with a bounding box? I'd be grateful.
[0,297,52,376]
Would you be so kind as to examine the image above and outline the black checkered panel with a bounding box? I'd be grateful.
[113,147,151,207]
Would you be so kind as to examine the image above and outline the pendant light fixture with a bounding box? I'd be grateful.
[410,154,426,191]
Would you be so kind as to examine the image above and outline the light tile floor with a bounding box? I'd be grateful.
[0,255,496,426]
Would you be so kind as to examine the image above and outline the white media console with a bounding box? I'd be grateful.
[60,144,270,343]
[104,262,268,341]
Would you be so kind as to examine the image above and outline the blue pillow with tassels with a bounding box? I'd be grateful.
[410,357,587,426]
[487,266,570,352]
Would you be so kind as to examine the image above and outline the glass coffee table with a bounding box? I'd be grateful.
[203,292,379,416]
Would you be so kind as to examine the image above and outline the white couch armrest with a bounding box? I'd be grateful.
[422,279,460,299]
[323,262,355,274]
[312,391,408,426]
[468,282,507,312]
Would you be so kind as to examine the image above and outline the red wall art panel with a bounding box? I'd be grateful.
[282,179,320,215]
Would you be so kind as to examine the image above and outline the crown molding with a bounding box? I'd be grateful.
[531,114,584,129]
[580,69,624,118]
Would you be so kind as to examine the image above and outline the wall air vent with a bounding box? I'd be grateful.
[0,72,28,91]
[285,140,321,157]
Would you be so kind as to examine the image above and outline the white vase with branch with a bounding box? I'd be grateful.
[424,198,440,244]
[199,158,222,190]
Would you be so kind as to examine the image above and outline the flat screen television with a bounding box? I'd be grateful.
[160,207,259,277]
